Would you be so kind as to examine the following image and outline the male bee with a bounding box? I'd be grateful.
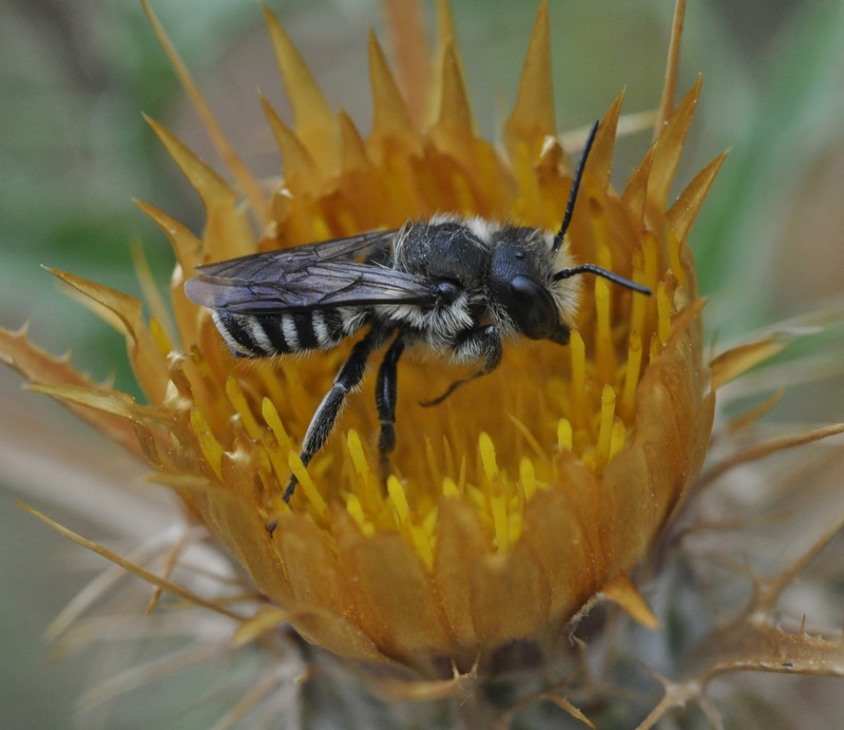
[185,121,650,501]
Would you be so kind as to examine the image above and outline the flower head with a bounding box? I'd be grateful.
[6,0,722,684]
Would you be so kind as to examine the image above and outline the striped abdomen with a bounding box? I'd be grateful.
[211,307,368,357]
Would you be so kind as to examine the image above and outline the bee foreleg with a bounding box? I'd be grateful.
[374,332,406,481]
[420,325,503,407]
[283,327,383,501]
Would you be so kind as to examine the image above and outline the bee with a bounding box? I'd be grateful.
[185,121,650,501]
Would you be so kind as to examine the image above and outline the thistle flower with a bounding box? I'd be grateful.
[3,1,843,727]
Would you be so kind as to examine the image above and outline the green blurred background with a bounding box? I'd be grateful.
[1,0,842,727]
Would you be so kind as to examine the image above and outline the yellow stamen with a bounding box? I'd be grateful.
[387,476,434,568]
[422,505,438,538]
[596,384,616,469]
[590,201,614,272]
[288,452,328,520]
[410,523,434,571]
[226,377,262,440]
[638,232,660,340]
[477,433,511,550]
[466,484,487,515]
[264,446,291,497]
[478,432,498,483]
[261,397,292,454]
[668,227,687,291]
[630,249,648,345]
[519,457,537,501]
[442,477,460,498]
[190,408,223,479]
[557,418,573,451]
[491,490,510,551]
[621,331,643,419]
[149,316,172,358]
[594,277,614,384]
[255,449,275,494]
[609,419,627,460]
[267,493,291,523]
[346,429,381,513]
[641,231,660,292]
[190,347,215,391]
[387,475,410,525]
[346,428,370,480]
[569,331,586,426]
[346,494,375,536]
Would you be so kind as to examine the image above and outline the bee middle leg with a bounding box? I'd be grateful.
[283,327,384,501]
[420,325,503,407]
[374,332,406,481]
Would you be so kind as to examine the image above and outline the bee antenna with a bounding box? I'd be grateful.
[552,120,600,253]
[553,264,652,295]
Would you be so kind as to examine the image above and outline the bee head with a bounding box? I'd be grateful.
[488,237,573,344]
[488,119,650,345]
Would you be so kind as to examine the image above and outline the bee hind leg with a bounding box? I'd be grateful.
[374,333,406,482]
[283,327,384,502]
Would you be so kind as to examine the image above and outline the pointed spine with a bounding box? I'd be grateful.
[135,200,202,273]
[428,0,460,128]
[590,92,626,192]
[337,109,371,172]
[46,269,169,403]
[0,325,142,455]
[368,30,415,143]
[504,0,555,155]
[259,95,317,181]
[145,115,236,208]
[263,5,338,171]
[140,0,266,224]
[436,42,474,134]
[667,152,728,241]
[145,116,254,262]
[647,77,703,208]
[622,146,654,227]
[655,0,688,139]
[382,0,431,125]
[134,200,206,350]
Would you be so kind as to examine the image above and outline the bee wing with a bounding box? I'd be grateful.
[185,229,437,313]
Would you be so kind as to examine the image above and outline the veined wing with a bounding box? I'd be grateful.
[184,229,437,313]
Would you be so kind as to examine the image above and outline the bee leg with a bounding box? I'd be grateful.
[283,328,382,501]
[420,325,502,407]
[374,333,406,482]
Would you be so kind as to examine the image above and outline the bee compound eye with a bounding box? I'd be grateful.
[509,275,559,340]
